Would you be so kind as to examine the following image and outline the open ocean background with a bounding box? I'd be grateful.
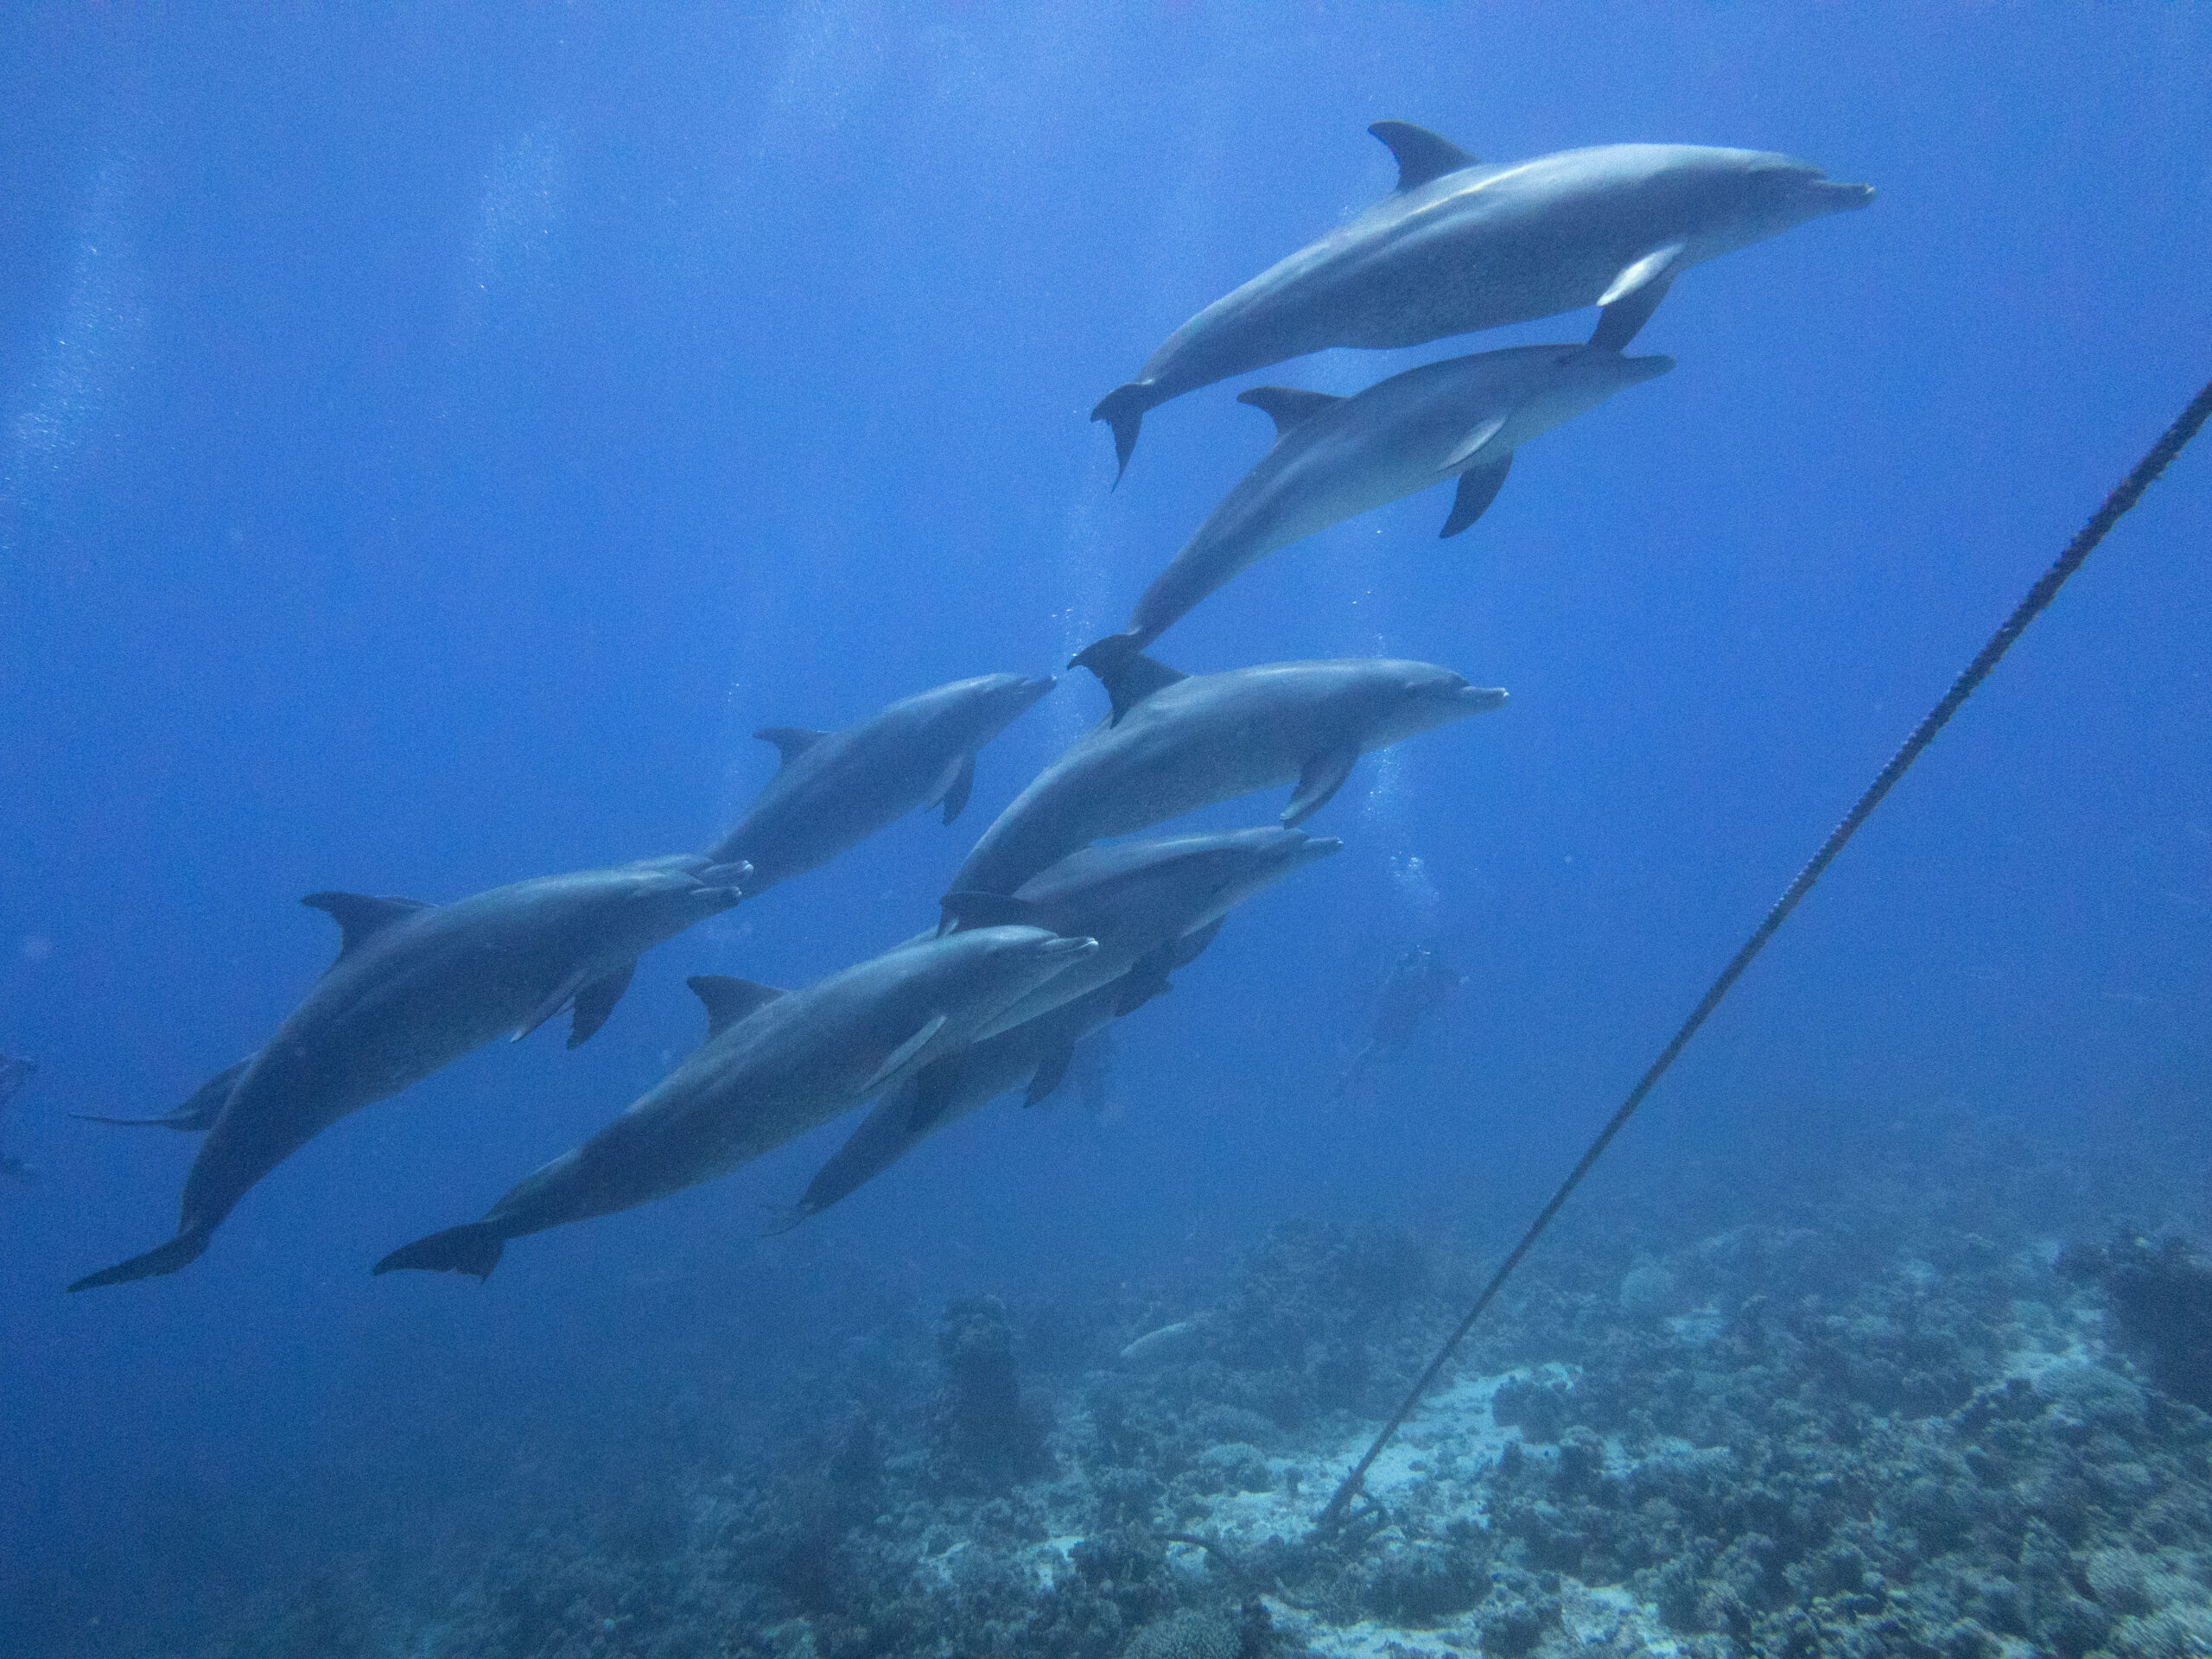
[3,6,2209,1654]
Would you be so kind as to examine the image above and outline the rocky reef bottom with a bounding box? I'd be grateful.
[67,1111,2212,1659]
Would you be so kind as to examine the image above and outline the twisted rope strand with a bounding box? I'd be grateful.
[1314,375,2212,1535]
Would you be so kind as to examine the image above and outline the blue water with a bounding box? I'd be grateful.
[3,5,2208,1650]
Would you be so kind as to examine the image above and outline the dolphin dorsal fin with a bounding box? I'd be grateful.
[688,975,786,1039]
[1368,121,1478,192]
[754,727,829,766]
[1236,385,1343,439]
[300,892,431,962]
[1096,652,1187,724]
[938,890,1046,933]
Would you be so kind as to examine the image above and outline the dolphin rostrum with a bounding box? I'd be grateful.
[67,854,749,1291]
[940,826,1342,1043]
[947,653,1505,898]
[1093,123,1872,478]
[709,673,1056,897]
[1077,344,1674,671]
[372,925,1098,1279]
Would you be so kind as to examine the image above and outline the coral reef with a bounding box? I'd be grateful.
[71,1121,2212,1659]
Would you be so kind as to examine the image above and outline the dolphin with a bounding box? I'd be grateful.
[1077,345,1674,671]
[940,827,1342,1042]
[709,673,1057,896]
[373,925,1098,1279]
[948,653,1505,898]
[779,920,1226,1229]
[1093,123,1872,478]
[67,854,749,1291]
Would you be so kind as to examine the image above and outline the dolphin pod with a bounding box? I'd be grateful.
[947,654,1504,900]
[942,827,1343,1041]
[65,113,1865,1287]
[1092,123,1872,479]
[68,855,749,1289]
[779,830,1338,1226]
[709,673,1056,897]
[782,977,1134,1230]
[373,925,1098,1279]
[1077,343,1674,672]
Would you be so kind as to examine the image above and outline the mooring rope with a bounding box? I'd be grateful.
[1313,374,2212,1536]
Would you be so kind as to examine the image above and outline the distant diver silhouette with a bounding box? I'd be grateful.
[1329,944,1464,1100]
[1315,375,2212,1535]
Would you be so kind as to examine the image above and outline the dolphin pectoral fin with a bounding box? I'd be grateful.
[1591,247,1683,353]
[754,727,830,766]
[301,892,433,965]
[928,751,977,825]
[1070,645,1187,725]
[67,1227,213,1292]
[903,1059,966,1133]
[1236,385,1344,440]
[862,1014,950,1097]
[1169,916,1225,970]
[1114,943,1179,1017]
[1023,1039,1077,1107]
[372,1223,505,1280]
[1441,415,1508,472]
[687,976,786,1039]
[1284,747,1360,827]
[939,891,1046,932]
[75,1056,251,1131]
[567,961,636,1050]
[512,969,589,1044]
[1091,383,1153,486]
[1440,454,1513,538]
[1368,120,1478,191]
[1598,242,1684,308]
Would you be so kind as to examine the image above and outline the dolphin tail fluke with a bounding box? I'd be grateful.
[1090,383,1153,486]
[372,1223,505,1281]
[1070,631,1141,682]
[67,1228,213,1292]
[1070,640,1185,725]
